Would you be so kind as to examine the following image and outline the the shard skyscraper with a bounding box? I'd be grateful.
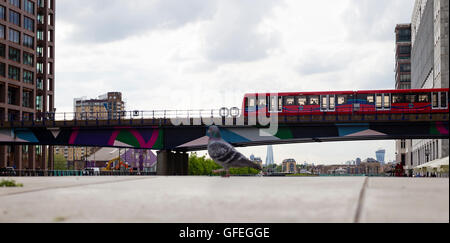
[266,145,274,166]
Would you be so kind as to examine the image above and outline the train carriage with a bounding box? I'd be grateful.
[243,88,449,117]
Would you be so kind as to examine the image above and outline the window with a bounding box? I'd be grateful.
[309,96,319,105]
[392,94,404,103]
[8,28,20,43]
[23,52,33,66]
[0,5,5,20]
[0,62,5,77]
[36,62,43,73]
[284,96,295,105]
[405,94,416,103]
[37,30,44,40]
[23,90,32,108]
[321,96,327,109]
[8,46,20,62]
[432,93,438,108]
[383,94,390,108]
[337,95,346,105]
[9,10,20,26]
[23,34,33,48]
[24,0,34,15]
[258,97,266,106]
[48,46,52,58]
[297,96,307,106]
[36,78,43,89]
[37,0,44,8]
[0,43,5,57]
[37,14,44,24]
[9,0,20,8]
[376,94,382,108]
[329,96,335,109]
[8,65,20,81]
[399,63,411,72]
[441,92,448,108]
[37,46,43,57]
[0,24,4,39]
[247,97,255,107]
[418,93,429,103]
[24,16,34,32]
[23,70,33,84]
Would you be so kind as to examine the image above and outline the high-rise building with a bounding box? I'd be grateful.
[375,149,386,164]
[394,23,413,170]
[0,0,55,171]
[408,0,449,173]
[265,145,274,166]
[395,24,412,89]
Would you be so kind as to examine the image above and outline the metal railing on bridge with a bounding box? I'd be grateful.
[5,108,241,123]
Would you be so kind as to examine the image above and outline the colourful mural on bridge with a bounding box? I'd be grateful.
[0,121,448,150]
[0,127,164,149]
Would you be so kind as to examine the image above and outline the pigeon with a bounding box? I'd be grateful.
[206,125,262,177]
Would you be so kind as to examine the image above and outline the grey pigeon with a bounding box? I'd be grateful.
[206,125,262,176]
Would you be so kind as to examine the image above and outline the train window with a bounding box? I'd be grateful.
[279,97,283,110]
[383,94,390,108]
[366,95,374,104]
[297,96,307,106]
[405,94,416,103]
[392,94,404,103]
[248,97,256,107]
[309,96,319,105]
[441,92,448,108]
[376,94,382,108]
[337,95,346,105]
[418,94,429,102]
[258,97,266,106]
[432,93,438,108]
[321,96,328,109]
[284,96,295,105]
[329,96,335,109]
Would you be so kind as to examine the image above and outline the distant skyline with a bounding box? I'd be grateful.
[56,0,414,165]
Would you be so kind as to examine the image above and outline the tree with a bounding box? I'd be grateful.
[188,153,259,176]
[53,154,68,170]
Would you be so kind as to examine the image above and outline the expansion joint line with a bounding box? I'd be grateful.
[354,176,369,223]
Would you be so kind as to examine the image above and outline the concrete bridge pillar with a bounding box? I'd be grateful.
[156,150,188,176]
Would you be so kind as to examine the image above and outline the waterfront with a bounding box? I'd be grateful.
[0,176,448,223]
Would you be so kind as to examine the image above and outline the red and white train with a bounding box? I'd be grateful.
[243,88,449,116]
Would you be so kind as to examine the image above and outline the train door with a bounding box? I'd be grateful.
[432,91,448,109]
[320,95,335,112]
[375,93,391,111]
[268,95,282,113]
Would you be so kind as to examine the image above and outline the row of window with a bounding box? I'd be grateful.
[7,0,36,15]
[0,43,34,66]
[246,92,449,109]
[0,62,34,84]
[0,25,35,49]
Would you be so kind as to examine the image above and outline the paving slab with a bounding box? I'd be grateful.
[0,176,365,223]
[358,178,449,223]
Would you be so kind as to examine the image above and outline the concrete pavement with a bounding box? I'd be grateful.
[0,176,448,223]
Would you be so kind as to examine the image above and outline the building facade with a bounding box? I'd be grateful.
[0,0,55,171]
[74,92,125,120]
[375,149,386,165]
[282,158,297,173]
[408,0,449,173]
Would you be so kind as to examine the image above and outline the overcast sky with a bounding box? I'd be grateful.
[55,0,415,165]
